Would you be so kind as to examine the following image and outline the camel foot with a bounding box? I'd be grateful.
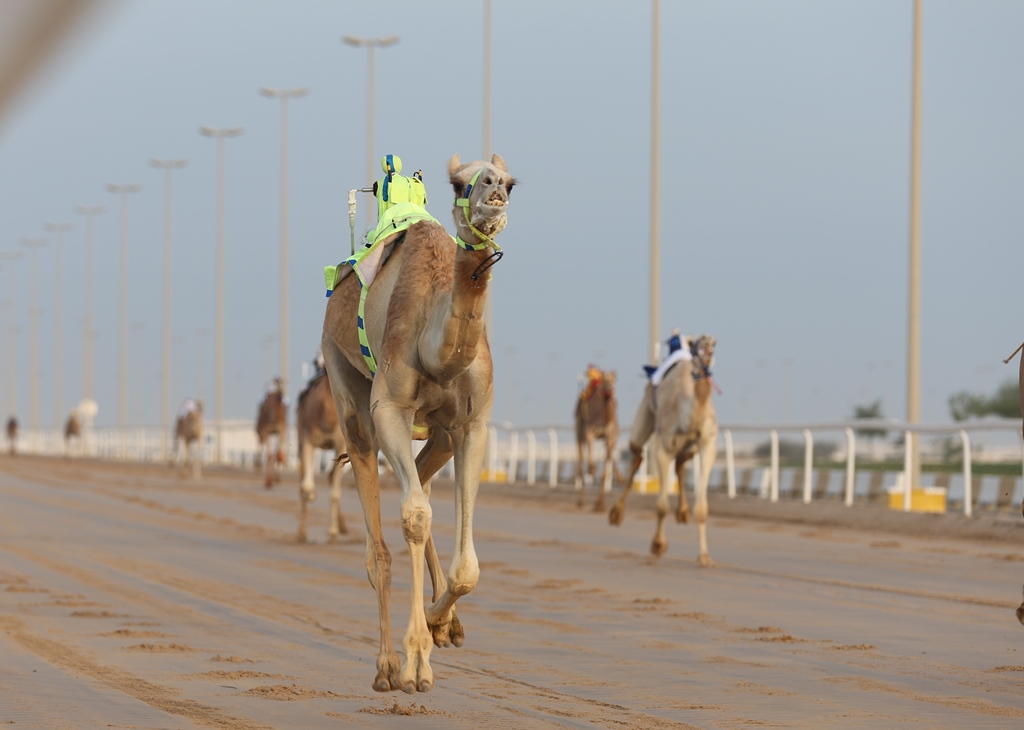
[651,537,668,557]
[697,552,714,568]
[609,503,625,526]
[593,495,606,513]
[429,607,465,648]
[576,493,585,509]
[326,532,338,545]
[373,653,402,692]
[676,507,690,524]
[296,529,307,544]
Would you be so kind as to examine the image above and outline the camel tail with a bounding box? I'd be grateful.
[328,452,350,480]
[1003,341,1024,365]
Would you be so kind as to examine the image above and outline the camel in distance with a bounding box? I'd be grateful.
[609,334,719,566]
[574,365,621,511]
[173,399,203,480]
[321,153,515,693]
[295,369,349,543]
[5,416,17,455]
[256,378,288,488]
[64,410,81,457]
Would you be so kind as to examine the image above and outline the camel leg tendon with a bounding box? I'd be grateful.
[694,428,718,567]
[423,419,482,658]
[328,458,349,541]
[651,442,674,557]
[372,398,435,694]
[323,341,400,693]
[297,437,315,543]
[414,430,466,648]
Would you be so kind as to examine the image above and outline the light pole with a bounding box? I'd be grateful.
[74,204,104,407]
[44,221,73,427]
[482,0,494,339]
[106,182,141,433]
[648,0,662,364]
[149,158,186,457]
[21,236,47,430]
[342,34,399,225]
[259,86,308,395]
[906,0,923,489]
[199,126,243,463]
[0,251,23,421]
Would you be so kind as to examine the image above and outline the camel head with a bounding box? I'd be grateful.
[602,370,617,396]
[690,334,716,374]
[448,153,516,244]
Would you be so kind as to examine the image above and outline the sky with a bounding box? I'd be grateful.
[0,0,1021,433]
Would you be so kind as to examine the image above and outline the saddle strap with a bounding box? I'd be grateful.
[357,283,378,376]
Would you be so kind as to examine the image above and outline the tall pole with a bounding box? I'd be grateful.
[342,35,399,225]
[260,87,308,395]
[907,0,923,488]
[21,236,47,430]
[149,158,186,456]
[44,221,73,427]
[74,205,104,406]
[649,0,662,364]
[106,183,141,431]
[199,126,243,463]
[0,251,22,421]
[482,0,493,338]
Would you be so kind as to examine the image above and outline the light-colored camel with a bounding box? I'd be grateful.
[321,153,514,693]
[609,335,718,565]
[1004,341,1024,442]
[256,379,288,488]
[172,399,203,479]
[64,410,81,458]
[5,416,16,455]
[574,367,622,511]
[295,371,349,543]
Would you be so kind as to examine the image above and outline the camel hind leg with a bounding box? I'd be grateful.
[297,438,315,543]
[328,454,349,542]
[650,443,674,557]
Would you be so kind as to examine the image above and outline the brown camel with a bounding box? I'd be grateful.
[321,153,514,693]
[295,371,349,543]
[172,399,203,479]
[609,334,719,565]
[64,410,81,457]
[574,366,622,511]
[5,416,16,455]
[256,378,288,488]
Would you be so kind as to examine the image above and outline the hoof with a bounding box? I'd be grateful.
[675,509,690,524]
[372,675,392,693]
[296,530,307,544]
[651,538,668,557]
[326,532,337,544]
[697,553,714,568]
[609,504,624,526]
[593,496,606,513]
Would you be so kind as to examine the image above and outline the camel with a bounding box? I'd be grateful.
[172,399,203,479]
[574,366,622,511]
[256,378,288,488]
[1004,341,1024,442]
[64,410,81,457]
[609,334,719,565]
[321,153,514,693]
[5,416,16,455]
[295,370,350,543]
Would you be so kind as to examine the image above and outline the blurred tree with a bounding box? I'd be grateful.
[852,399,887,440]
[949,379,1021,421]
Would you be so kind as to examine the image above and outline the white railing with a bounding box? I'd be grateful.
[9,417,1023,517]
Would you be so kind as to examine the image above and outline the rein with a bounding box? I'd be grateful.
[690,343,723,396]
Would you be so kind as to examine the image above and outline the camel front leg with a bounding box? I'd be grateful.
[264,441,275,488]
[373,401,434,694]
[674,452,691,524]
[574,434,586,501]
[593,436,615,513]
[424,421,482,654]
[413,430,465,648]
[651,445,674,557]
[694,434,717,567]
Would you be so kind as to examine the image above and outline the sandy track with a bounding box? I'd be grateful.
[2,455,1023,729]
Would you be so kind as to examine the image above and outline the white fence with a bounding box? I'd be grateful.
[9,417,1023,517]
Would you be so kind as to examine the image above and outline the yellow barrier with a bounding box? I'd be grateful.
[631,476,680,495]
[480,470,507,483]
[887,486,947,513]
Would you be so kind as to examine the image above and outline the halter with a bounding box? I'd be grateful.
[690,340,723,395]
[454,168,504,280]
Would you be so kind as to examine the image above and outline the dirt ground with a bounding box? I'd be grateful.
[2,454,1024,729]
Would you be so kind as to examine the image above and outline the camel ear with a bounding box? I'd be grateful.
[448,154,462,179]
[490,153,507,172]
